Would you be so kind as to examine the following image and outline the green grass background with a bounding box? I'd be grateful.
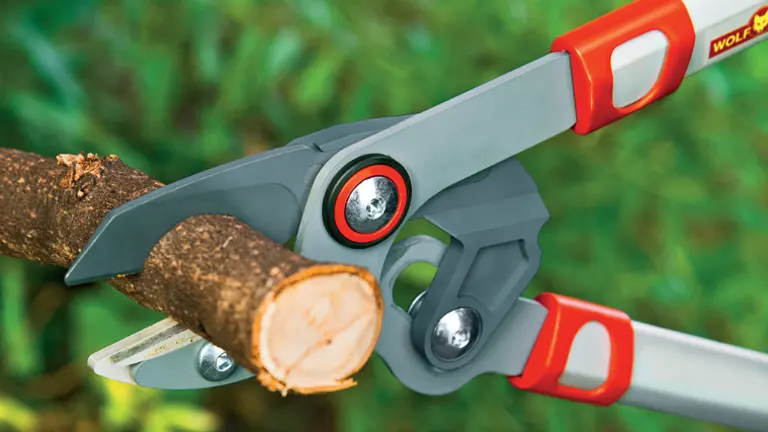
[1,0,767,430]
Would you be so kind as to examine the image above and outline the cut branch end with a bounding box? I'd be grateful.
[253,265,382,395]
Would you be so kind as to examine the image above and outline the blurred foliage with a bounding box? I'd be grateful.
[0,0,767,431]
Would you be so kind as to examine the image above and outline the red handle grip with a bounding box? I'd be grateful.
[551,0,696,134]
[508,293,635,406]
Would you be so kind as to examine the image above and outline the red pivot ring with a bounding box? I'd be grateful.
[322,155,412,248]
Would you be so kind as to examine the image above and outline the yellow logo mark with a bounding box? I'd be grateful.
[710,7,768,58]
[753,10,768,33]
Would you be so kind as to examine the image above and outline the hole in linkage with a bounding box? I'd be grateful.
[391,218,450,314]
[393,262,438,314]
[284,217,451,316]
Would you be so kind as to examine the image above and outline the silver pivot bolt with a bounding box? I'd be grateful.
[431,308,482,361]
[408,291,482,362]
[345,176,399,233]
[198,342,238,381]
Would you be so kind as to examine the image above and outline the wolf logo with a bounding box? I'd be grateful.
[753,10,768,34]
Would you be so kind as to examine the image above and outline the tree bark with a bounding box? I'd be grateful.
[0,148,383,394]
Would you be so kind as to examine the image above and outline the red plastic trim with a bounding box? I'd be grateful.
[332,164,409,244]
[508,293,634,406]
[551,0,696,134]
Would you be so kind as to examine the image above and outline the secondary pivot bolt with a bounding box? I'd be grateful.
[431,307,482,362]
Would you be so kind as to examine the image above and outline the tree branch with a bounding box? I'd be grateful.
[0,148,383,394]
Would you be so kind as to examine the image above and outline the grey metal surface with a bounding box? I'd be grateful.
[294,52,575,277]
[408,156,549,370]
[86,316,256,388]
[375,235,547,395]
[620,322,768,432]
[63,116,409,285]
[287,53,572,381]
[555,319,768,431]
[64,144,320,285]
[133,338,254,389]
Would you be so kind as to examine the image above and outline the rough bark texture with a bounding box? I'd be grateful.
[0,148,383,394]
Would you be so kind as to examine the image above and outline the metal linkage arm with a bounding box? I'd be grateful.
[509,293,768,431]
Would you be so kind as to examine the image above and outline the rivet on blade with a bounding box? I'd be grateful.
[198,343,238,381]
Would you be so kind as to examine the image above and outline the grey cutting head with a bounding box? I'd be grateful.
[69,113,550,394]
[294,53,569,387]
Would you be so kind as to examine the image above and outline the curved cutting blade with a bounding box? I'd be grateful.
[88,318,253,389]
[65,115,412,287]
[65,144,324,286]
[131,338,254,389]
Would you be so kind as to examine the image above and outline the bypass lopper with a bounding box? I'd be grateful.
[64,0,768,430]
